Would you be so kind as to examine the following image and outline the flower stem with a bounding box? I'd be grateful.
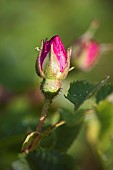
[21,120,65,153]
[36,97,52,133]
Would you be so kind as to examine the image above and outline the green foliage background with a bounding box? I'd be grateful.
[0,0,113,169]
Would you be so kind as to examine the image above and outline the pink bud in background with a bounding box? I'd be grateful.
[84,41,100,69]
[71,40,100,71]
[71,39,113,71]
[70,20,113,71]
[36,35,71,80]
[69,20,100,71]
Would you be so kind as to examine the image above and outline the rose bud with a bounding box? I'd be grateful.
[71,39,113,71]
[71,40,100,71]
[35,35,71,97]
[70,20,113,71]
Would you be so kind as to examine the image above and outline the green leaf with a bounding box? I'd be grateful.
[39,132,55,149]
[96,84,113,103]
[65,80,96,109]
[96,101,113,139]
[12,157,30,170]
[95,101,113,163]
[54,123,83,152]
[60,109,84,127]
[54,109,84,152]
[26,149,74,170]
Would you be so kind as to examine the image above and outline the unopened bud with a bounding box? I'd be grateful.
[35,35,71,97]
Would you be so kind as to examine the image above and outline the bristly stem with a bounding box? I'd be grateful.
[36,97,52,133]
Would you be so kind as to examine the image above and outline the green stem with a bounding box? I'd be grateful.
[21,120,65,153]
[36,97,52,133]
[83,19,99,40]
[43,120,65,136]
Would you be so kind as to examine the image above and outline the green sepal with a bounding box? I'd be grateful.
[41,78,61,98]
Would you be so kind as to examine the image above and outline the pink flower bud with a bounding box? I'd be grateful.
[70,20,113,71]
[36,35,71,80]
[85,41,100,68]
[72,40,100,71]
[71,39,113,71]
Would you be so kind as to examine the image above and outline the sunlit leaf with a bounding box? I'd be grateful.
[65,80,96,109]
[96,101,113,138]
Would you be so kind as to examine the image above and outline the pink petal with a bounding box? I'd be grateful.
[40,40,51,70]
[86,41,100,66]
[50,35,67,72]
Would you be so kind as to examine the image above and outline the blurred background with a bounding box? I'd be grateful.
[0,0,113,169]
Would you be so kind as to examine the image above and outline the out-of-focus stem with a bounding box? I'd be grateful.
[83,19,99,41]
